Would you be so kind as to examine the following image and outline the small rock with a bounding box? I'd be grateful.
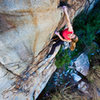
[78,81,89,94]
[71,73,82,82]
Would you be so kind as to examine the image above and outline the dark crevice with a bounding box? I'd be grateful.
[58,1,72,8]
[0,62,22,79]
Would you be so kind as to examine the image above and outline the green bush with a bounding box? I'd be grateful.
[55,48,71,68]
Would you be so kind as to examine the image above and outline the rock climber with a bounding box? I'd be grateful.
[47,6,78,57]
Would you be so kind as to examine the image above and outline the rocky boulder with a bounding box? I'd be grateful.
[74,53,90,76]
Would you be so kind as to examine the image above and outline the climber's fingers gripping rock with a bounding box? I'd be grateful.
[55,31,59,35]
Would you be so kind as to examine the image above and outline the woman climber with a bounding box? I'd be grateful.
[47,6,78,57]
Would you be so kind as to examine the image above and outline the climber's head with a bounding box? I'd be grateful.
[70,35,78,51]
[71,35,78,42]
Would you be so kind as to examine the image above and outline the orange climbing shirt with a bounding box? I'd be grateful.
[62,28,73,40]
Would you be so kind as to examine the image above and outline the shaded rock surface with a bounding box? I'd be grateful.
[0,0,99,100]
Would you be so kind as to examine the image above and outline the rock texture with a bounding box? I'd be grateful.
[0,0,99,100]
[74,53,90,76]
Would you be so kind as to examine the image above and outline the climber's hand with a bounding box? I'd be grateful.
[62,6,67,12]
[55,31,59,35]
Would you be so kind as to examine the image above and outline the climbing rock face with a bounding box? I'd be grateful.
[0,0,62,99]
[0,0,98,100]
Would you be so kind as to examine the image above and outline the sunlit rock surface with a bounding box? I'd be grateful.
[74,53,90,76]
[0,0,98,100]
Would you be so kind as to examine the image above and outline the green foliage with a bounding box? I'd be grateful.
[71,2,100,58]
[55,48,71,68]
[55,2,100,68]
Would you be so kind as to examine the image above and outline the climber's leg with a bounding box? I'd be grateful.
[51,35,60,42]
[48,40,64,56]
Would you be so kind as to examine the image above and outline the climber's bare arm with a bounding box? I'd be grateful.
[56,6,73,32]
[55,32,72,42]
[63,6,73,32]
[58,34,72,42]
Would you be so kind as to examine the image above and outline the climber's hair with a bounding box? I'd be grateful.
[72,35,78,42]
[70,35,78,51]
